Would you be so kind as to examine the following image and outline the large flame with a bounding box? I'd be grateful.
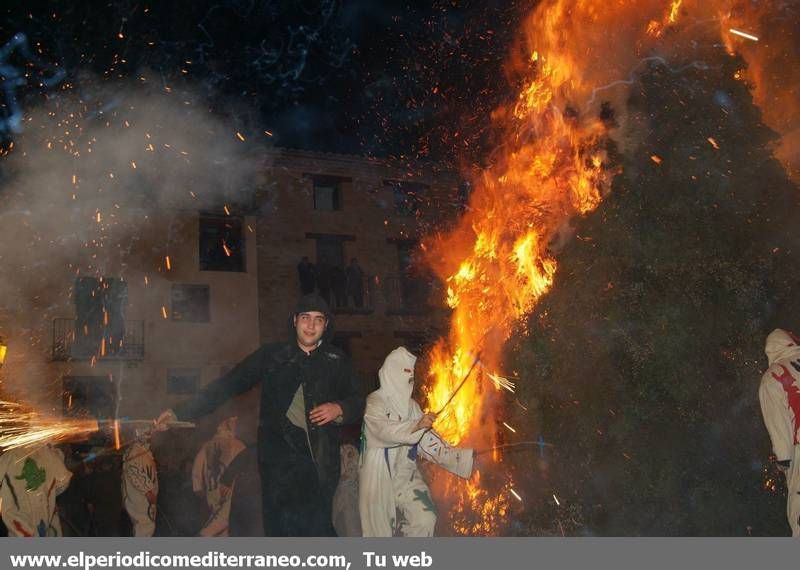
[421,0,799,535]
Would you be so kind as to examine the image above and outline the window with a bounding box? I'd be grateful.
[387,240,431,313]
[385,180,428,216]
[171,284,210,322]
[72,276,128,358]
[310,175,348,211]
[199,215,245,272]
[314,183,339,210]
[167,368,200,395]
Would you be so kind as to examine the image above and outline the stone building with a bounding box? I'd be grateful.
[255,148,461,390]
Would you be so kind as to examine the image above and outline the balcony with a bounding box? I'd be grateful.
[323,274,376,315]
[52,318,144,361]
[383,274,444,316]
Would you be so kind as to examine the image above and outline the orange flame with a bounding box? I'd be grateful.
[421,0,798,535]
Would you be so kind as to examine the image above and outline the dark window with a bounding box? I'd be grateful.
[199,215,245,272]
[311,175,347,211]
[167,368,200,395]
[316,238,345,269]
[171,284,210,322]
[73,277,128,358]
[385,180,428,216]
[314,184,339,210]
[395,240,430,312]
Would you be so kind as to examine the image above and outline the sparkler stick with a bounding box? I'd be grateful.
[474,440,555,456]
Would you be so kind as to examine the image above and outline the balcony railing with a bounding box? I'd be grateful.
[382,273,442,315]
[322,274,376,315]
[53,318,144,361]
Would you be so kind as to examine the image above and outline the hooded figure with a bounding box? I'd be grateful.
[161,294,364,536]
[759,328,800,537]
[0,445,71,537]
[192,416,245,536]
[122,432,158,537]
[331,443,361,536]
[359,347,474,537]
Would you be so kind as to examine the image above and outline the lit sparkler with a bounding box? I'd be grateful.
[0,400,98,451]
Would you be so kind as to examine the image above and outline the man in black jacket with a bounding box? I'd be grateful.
[155,295,364,536]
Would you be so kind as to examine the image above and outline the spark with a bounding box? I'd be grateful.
[485,371,516,393]
[553,494,561,506]
[729,28,759,42]
[131,161,137,169]
[0,400,98,451]
[222,243,232,257]
[236,132,245,142]
[650,154,663,164]
[113,419,121,450]
[502,422,517,433]
[165,255,171,270]
[707,137,720,150]
[161,306,168,319]
[223,204,231,216]
[509,488,523,502]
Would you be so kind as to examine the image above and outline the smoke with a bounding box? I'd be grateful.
[0,72,267,408]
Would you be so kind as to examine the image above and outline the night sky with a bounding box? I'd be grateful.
[0,0,526,162]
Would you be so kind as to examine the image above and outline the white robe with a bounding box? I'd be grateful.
[192,420,245,537]
[359,346,473,537]
[122,441,158,537]
[0,445,71,537]
[332,443,361,537]
[759,328,800,537]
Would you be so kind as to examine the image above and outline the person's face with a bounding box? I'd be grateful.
[294,311,327,349]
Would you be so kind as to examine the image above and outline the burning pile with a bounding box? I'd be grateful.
[421,0,800,535]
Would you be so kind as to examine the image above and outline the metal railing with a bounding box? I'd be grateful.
[318,274,376,314]
[382,273,441,315]
[53,318,144,361]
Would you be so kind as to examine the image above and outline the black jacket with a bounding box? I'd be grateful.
[174,340,364,490]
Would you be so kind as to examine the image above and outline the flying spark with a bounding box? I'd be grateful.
[729,28,759,42]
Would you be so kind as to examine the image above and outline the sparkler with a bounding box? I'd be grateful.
[0,400,193,451]
[0,400,98,451]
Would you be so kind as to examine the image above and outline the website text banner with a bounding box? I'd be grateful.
[2,538,793,570]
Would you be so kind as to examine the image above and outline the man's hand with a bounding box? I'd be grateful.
[153,409,177,432]
[414,413,436,432]
[309,402,343,426]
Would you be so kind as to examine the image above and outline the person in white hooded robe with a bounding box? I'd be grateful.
[122,430,158,537]
[192,416,245,537]
[359,346,474,537]
[759,328,800,537]
[0,444,72,537]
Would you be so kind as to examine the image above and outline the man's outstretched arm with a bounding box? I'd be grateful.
[157,345,268,426]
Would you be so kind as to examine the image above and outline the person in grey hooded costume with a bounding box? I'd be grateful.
[156,294,364,536]
[359,346,474,536]
[759,328,800,537]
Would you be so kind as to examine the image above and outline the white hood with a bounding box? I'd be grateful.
[765,328,800,365]
[377,346,417,419]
